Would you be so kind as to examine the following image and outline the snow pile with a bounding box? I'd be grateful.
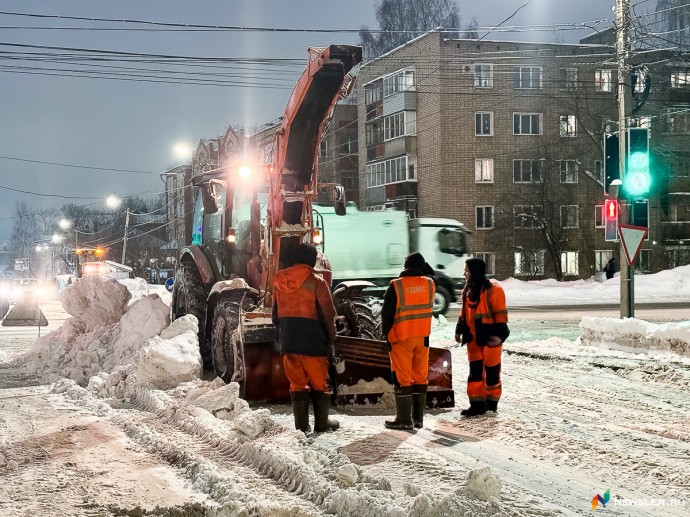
[580,316,690,358]
[466,466,502,502]
[15,275,201,393]
[0,350,8,364]
[117,277,151,303]
[185,378,251,420]
[502,264,690,306]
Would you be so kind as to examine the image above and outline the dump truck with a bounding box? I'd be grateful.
[171,45,453,408]
[312,204,469,315]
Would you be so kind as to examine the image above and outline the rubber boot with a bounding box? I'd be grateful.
[385,386,413,430]
[290,390,311,433]
[486,399,498,413]
[312,390,340,432]
[460,401,487,417]
[411,384,428,429]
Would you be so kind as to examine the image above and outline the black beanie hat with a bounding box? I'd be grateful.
[465,257,486,283]
[404,252,425,270]
[293,243,318,267]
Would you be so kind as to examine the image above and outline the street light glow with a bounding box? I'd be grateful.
[173,142,193,160]
[106,195,121,209]
[52,234,63,243]
[238,165,252,178]
[59,218,72,229]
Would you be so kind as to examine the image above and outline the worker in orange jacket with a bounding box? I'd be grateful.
[272,243,339,433]
[381,252,436,430]
[455,258,510,416]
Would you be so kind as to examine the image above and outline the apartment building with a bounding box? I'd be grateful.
[357,31,688,280]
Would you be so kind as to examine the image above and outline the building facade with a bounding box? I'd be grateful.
[357,31,689,280]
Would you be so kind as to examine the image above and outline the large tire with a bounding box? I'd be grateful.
[211,294,246,390]
[336,294,383,340]
[173,261,211,368]
[432,285,451,317]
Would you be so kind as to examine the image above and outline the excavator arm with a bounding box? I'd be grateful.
[264,45,362,297]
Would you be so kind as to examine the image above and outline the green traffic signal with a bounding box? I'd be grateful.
[624,128,650,197]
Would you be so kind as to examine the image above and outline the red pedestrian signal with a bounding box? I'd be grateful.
[605,199,618,241]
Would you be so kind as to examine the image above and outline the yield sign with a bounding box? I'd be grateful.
[618,224,648,266]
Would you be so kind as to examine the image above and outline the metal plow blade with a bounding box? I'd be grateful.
[332,336,454,408]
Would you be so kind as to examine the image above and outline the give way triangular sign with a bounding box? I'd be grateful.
[618,224,648,266]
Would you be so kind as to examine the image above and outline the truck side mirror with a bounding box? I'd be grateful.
[334,185,347,216]
[202,182,219,214]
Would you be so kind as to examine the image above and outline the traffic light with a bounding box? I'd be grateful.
[624,127,650,197]
[605,198,618,241]
[604,133,619,194]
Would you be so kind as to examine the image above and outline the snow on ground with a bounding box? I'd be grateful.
[1,267,689,516]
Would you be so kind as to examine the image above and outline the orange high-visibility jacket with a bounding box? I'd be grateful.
[387,276,435,344]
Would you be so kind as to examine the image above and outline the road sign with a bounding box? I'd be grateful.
[2,302,48,326]
[165,277,175,292]
[618,224,648,267]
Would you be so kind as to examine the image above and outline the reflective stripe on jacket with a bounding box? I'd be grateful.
[472,280,508,325]
[387,276,435,344]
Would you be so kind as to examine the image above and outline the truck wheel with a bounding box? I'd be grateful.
[432,286,451,316]
[173,262,211,368]
[211,295,245,392]
[337,294,383,340]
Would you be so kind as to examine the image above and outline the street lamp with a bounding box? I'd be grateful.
[106,194,121,209]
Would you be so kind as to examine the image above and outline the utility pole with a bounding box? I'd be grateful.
[121,208,130,265]
[616,0,634,318]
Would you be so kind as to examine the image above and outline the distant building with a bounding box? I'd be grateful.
[356,30,690,279]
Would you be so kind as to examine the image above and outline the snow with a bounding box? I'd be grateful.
[2,266,690,515]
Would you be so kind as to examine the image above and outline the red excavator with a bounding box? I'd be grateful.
[171,45,453,408]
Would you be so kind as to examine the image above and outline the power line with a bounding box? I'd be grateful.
[0,155,159,174]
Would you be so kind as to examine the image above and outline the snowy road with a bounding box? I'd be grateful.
[1,287,689,515]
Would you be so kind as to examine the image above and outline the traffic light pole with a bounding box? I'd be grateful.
[616,0,634,318]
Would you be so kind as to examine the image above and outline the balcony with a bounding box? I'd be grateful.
[383,91,417,116]
[384,136,416,158]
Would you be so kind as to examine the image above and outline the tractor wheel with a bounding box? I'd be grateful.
[432,286,451,317]
[211,294,246,393]
[173,261,211,368]
[336,294,383,340]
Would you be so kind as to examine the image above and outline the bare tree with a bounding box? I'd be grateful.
[359,0,461,57]
[35,207,58,235]
[10,202,40,274]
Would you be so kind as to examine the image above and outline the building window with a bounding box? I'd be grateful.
[383,111,415,140]
[669,249,690,268]
[472,252,496,275]
[594,160,603,183]
[561,205,579,228]
[560,115,577,137]
[366,156,409,187]
[366,122,384,146]
[559,160,578,183]
[595,250,614,272]
[513,159,541,183]
[514,251,545,276]
[319,140,327,158]
[671,67,690,88]
[560,68,577,90]
[365,81,383,104]
[595,69,613,92]
[513,113,542,135]
[475,112,493,136]
[594,205,605,228]
[476,206,494,229]
[670,151,690,177]
[636,249,651,273]
[475,159,494,183]
[660,106,690,134]
[513,66,542,89]
[561,252,579,276]
[474,63,493,88]
[514,205,543,229]
[383,69,415,97]
[338,135,358,155]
